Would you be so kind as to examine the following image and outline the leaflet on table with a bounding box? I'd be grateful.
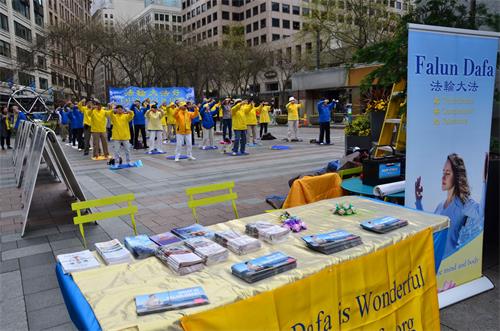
[185,238,226,256]
[361,216,404,228]
[135,286,209,315]
[157,245,203,265]
[149,231,182,246]
[231,252,291,275]
[95,239,133,265]
[301,230,358,246]
[57,250,100,274]
[172,224,215,239]
[124,235,158,258]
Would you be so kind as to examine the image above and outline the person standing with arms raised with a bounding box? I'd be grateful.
[316,98,336,145]
[286,97,302,141]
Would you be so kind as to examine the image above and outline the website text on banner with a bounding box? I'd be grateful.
[405,24,498,293]
[181,228,439,331]
[108,87,195,105]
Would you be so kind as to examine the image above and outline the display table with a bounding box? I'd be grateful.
[57,196,448,331]
[341,177,405,198]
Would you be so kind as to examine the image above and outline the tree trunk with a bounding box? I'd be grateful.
[469,0,477,29]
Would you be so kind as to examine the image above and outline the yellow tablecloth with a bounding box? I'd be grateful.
[71,196,449,331]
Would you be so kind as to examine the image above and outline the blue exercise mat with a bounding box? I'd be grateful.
[166,155,188,160]
[145,150,166,155]
[199,146,218,150]
[271,145,290,150]
[109,160,143,170]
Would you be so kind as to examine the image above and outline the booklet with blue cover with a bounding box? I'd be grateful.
[135,286,209,315]
[231,251,297,283]
[149,231,182,246]
[171,224,214,240]
[124,235,158,259]
[360,216,408,234]
[302,230,362,254]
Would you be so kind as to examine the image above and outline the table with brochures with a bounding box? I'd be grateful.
[56,196,449,331]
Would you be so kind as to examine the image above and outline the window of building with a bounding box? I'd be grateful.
[196,20,200,28]
[222,0,228,4]
[110,14,113,18]
[14,22,32,42]
[166,15,169,21]
[19,71,34,87]
[271,2,279,11]
[253,6,258,15]
[0,13,8,31]
[232,0,243,6]
[207,15,211,23]
[260,18,266,28]
[246,39,251,46]
[213,0,217,5]
[173,15,177,22]
[292,5,300,15]
[260,2,265,12]
[295,44,302,56]
[282,4,289,13]
[202,3,206,12]
[246,24,251,33]
[202,17,206,25]
[253,36,259,45]
[302,7,309,16]
[213,26,218,35]
[293,21,300,30]
[283,34,290,38]
[0,40,10,57]
[159,14,164,21]
[305,42,312,53]
[208,29,212,37]
[39,77,48,89]
[202,30,206,38]
[232,12,242,21]
[266,82,278,91]
[12,0,30,19]
[207,1,211,9]
[222,11,229,19]
[104,13,107,18]
[37,55,45,69]
[246,8,251,18]
[396,1,401,9]
[272,18,279,27]
[155,13,159,21]
[222,25,229,34]
[272,33,279,41]
[260,34,266,44]
[282,19,290,29]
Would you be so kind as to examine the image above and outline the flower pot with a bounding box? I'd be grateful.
[345,135,371,153]
[370,111,385,142]
[276,115,288,125]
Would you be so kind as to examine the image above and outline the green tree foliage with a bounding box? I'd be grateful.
[354,0,499,91]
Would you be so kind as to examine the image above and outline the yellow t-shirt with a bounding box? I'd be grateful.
[109,112,134,141]
[146,110,164,131]
[245,105,261,126]
[286,103,301,121]
[231,103,251,130]
[167,104,177,125]
[259,106,271,123]
[78,102,92,126]
[90,109,109,133]
[160,106,168,125]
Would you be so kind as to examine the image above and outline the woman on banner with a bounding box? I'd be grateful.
[414,153,487,258]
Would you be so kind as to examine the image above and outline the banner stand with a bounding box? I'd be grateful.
[438,276,494,308]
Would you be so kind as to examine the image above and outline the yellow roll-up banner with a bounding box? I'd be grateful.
[181,228,439,331]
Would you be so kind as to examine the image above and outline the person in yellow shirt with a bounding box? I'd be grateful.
[0,105,12,150]
[108,105,134,166]
[246,101,261,145]
[145,104,165,153]
[166,102,177,143]
[89,101,110,159]
[78,98,93,156]
[231,99,252,155]
[173,102,199,162]
[259,101,271,138]
[286,96,302,141]
[159,102,169,143]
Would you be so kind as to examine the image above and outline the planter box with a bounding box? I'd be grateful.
[345,135,372,153]
[370,111,385,142]
[276,115,288,125]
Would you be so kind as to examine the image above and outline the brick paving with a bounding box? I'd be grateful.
[0,125,497,330]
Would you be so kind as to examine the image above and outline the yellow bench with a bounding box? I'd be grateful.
[185,181,239,224]
[71,193,138,247]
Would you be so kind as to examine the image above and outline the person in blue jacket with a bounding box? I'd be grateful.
[69,102,84,150]
[199,100,219,149]
[132,100,148,149]
[316,98,336,145]
[58,105,71,142]
[13,106,27,131]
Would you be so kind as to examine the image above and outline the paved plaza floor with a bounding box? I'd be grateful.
[0,125,497,330]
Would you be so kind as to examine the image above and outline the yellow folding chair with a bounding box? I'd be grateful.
[71,193,138,247]
[337,166,363,179]
[185,181,239,224]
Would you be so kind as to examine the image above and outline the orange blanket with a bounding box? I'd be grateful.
[283,172,342,208]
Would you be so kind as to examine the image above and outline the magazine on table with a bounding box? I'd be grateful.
[172,224,215,240]
[156,244,204,267]
[124,235,158,259]
[57,249,100,274]
[135,286,209,315]
[231,251,297,283]
[149,231,182,246]
[245,222,290,243]
[184,237,228,264]
[215,230,262,255]
[302,230,360,247]
[95,239,133,265]
[360,216,408,234]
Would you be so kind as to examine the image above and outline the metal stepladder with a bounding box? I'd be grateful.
[375,80,407,157]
